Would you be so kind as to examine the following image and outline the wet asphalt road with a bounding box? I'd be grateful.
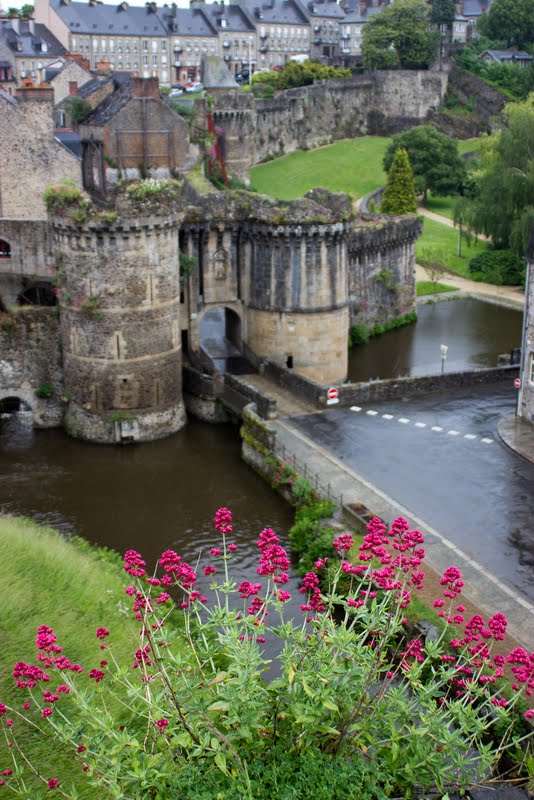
[288,382,534,604]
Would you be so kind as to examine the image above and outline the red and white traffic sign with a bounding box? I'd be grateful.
[326,387,339,405]
[514,377,521,389]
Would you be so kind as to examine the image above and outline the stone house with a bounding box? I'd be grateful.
[247,0,309,71]
[78,76,193,197]
[478,49,533,68]
[308,1,345,63]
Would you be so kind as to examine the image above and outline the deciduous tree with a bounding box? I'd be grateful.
[361,0,439,70]
[477,0,534,48]
[383,125,466,201]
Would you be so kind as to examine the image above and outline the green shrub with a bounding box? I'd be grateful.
[349,323,370,346]
[349,312,417,347]
[69,96,91,124]
[468,249,526,286]
[34,381,54,399]
[289,499,337,575]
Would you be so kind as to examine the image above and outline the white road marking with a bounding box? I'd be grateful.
[464,434,477,440]
[448,430,460,436]
[350,406,362,412]
[366,410,378,416]
[398,418,410,424]
[431,426,443,432]
[481,438,493,444]
[382,414,394,420]
[414,422,426,428]
[348,407,489,445]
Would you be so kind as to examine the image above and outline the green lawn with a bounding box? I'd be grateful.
[457,137,482,156]
[250,135,483,202]
[416,280,459,296]
[416,217,488,278]
[250,137,391,200]
[423,194,457,219]
[0,516,137,798]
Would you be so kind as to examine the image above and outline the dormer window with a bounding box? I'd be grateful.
[221,18,227,27]
[42,42,48,52]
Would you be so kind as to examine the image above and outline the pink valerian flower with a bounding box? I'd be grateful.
[214,507,233,535]
[36,626,62,655]
[41,708,53,718]
[155,593,171,605]
[159,550,182,573]
[89,669,105,683]
[247,596,267,618]
[0,704,7,717]
[204,565,216,577]
[210,547,222,556]
[277,589,291,602]
[400,638,425,671]
[525,709,534,719]
[256,531,290,584]
[132,646,151,669]
[299,571,325,613]
[228,543,238,552]
[146,578,161,586]
[13,662,50,689]
[156,718,169,730]
[123,550,146,578]
[2,770,13,777]
[238,581,262,599]
[433,599,445,608]
[488,613,508,641]
[95,628,110,640]
[315,558,329,569]
[440,566,464,598]
[42,691,59,703]
[77,745,86,753]
[333,533,354,554]
[507,648,534,691]
[47,779,61,790]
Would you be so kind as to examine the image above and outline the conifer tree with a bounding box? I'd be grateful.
[381,147,417,215]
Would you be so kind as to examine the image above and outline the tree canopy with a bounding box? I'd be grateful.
[429,0,456,29]
[465,95,534,254]
[381,147,417,214]
[477,0,534,48]
[361,0,439,70]
[383,125,466,200]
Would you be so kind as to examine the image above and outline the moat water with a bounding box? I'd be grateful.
[0,298,523,582]
[348,298,523,382]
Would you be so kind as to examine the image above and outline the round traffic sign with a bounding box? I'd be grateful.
[327,387,339,401]
[514,377,521,389]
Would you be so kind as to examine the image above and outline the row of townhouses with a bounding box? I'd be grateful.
[0,0,489,88]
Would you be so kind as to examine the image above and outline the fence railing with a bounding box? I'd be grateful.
[272,440,344,508]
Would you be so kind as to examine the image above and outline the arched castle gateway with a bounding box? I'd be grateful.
[0,180,420,444]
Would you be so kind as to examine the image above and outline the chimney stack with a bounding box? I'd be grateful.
[69,80,78,95]
[131,76,160,99]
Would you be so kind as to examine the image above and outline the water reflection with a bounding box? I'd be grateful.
[348,299,523,382]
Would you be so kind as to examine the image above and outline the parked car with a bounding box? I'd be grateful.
[235,70,250,83]
[185,82,203,93]
[168,87,184,97]
[272,64,283,71]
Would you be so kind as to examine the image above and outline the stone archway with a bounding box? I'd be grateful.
[16,280,57,307]
[199,306,247,374]
[0,396,31,413]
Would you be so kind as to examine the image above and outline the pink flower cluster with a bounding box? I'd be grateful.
[333,533,354,554]
[238,581,262,599]
[214,507,233,534]
[440,566,464,599]
[256,528,289,585]
[356,517,426,597]
[299,571,325,613]
[123,550,147,578]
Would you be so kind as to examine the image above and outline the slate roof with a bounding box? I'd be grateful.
[162,7,218,37]
[0,87,16,104]
[50,0,168,37]
[306,1,345,20]
[204,2,257,32]
[0,20,66,57]
[461,0,491,17]
[55,130,82,156]
[81,76,131,125]
[342,5,382,23]
[480,48,533,62]
[250,0,309,25]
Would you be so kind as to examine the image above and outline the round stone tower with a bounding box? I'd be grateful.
[52,212,185,443]
[242,221,350,385]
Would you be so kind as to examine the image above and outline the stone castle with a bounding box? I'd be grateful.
[0,70,439,443]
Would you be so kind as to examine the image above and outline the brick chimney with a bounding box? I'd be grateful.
[69,80,78,95]
[68,52,91,70]
[131,76,160,99]
[96,59,111,75]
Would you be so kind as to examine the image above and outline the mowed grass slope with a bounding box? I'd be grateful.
[0,516,138,798]
[250,137,390,200]
[416,216,488,278]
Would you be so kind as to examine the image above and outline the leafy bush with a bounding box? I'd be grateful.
[252,62,351,91]
[69,97,91,124]
[288,499,337,574]
[468,249,526,285]
[34,381,54,399]
[349,312,417,348]
[43,180,87,214]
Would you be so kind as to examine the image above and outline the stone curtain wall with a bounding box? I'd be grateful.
[0,307,63,427]
[0,220,54,307]
[213,70,448,179]
[348,216,422,329]
[520,264,534,423]
[0,89,81,220]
